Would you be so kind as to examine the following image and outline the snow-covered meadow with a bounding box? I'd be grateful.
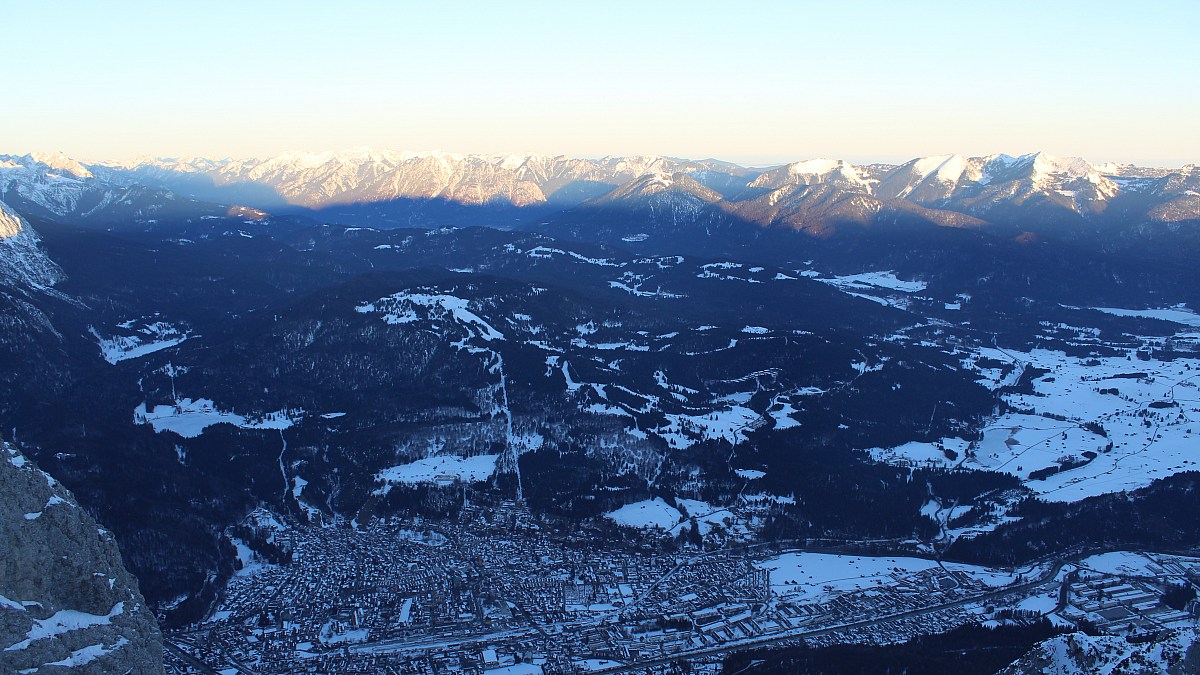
[755,552,1018,604]
[869,344,1200,503]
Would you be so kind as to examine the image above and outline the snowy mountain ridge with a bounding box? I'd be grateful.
[3,147,1198,244]
[78,148,1200,232]
[0,200,63,291]
[998,628,1199,675]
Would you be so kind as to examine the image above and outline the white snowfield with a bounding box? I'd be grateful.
[89,320,190,364]
[374,454,499,492]
[756,553,1017,604]
[3,601,125,652]
[605,497,743,537]
[807,270,927,309]
[652,405,761,449]
[869,345,1200,503]
[41,637,130,668]
[232,538,276,579]
[1090,305,1200,328]
[1075,551,1198,579]
[526,245,620,267]
[767,397,801,429]
[133,398,302,438]
[815,270,928,294]
[604,497,680,530]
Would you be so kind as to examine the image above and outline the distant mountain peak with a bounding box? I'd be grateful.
[787,158,867,184]
[25,151,92,179]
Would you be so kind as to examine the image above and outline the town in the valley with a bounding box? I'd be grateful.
[162,499,1200,675]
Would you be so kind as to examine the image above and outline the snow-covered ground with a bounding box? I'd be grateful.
[816,270,927,293]
[89,319,190,364]
[357,291,504,341]
[484,663,542,675]
[604,498,681,530]
[1091,305,1200,328]
[756,552,1017,604]
[133,398,302,438]
[868,346,1200,503]
[810,270,928,310]
[675,499,743,537]
[575,659,622,672]
[1015,588,1060,614]
[1075,551,1200,579]
[604,497,744,538]
[526,245,620,267]
[232,538,278,578]
[4,601,126,653]
[653,405,761,449]
[607,280,685,299]
[767,397,801,429]
[373,454,499,491]
[318,622,370,646]
[1002,628,1199,675]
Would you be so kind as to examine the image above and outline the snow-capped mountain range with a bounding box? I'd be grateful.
[1,149,1191,237]
[90,150,747,212]
[0,152,265,225]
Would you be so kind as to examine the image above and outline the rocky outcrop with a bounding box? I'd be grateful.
[0,442,163,674]
[997,628,1200,675]
[0,201,62,291]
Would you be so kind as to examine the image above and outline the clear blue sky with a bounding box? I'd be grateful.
[3,0,1197,165]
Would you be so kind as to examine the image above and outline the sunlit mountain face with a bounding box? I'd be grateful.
[3,148,1200,674]
[80,150,1200,236]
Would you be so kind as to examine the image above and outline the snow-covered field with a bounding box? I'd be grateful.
[1091,305,1200,328]
[232,538,279,578]
[604,498,681,530]
[526,245,619,267]
[815,270,927,294]
[869,346,1200,502]
[89,320,190,364]
[808,270,929,309]
[653,406,761,449]
[374,454,499,491]
[133,398,301,438]
[1075,551,1200,579]
[605,497,743,537]
[756,552,1017,603]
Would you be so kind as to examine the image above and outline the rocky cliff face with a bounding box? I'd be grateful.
[0,442,163,674]
[997,629,1200,675]
[0,201,62,291]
